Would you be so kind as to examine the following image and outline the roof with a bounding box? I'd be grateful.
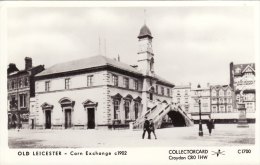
[138,24,153,39]
[210,84,232,90]
[35,55,174,87]
[36,55,142,77]
[233,63,255,76]
[154,74,174,87]
[8,65,44,78]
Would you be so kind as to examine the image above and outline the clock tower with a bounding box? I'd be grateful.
[137,24,154,75]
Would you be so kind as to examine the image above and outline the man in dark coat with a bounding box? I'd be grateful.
[142,117,151,139]
[206,118,214,136]
[149,119,157,139]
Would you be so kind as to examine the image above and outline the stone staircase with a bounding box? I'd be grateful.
[133,101,193,129]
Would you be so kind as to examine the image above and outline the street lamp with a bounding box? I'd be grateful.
[198,99,203,136]
[197,84,203,136]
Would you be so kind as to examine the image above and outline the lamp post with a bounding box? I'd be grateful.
[197,84,203,136]
[198,99,203,136]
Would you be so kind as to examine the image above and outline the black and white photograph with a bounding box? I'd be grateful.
[0,1,259,165]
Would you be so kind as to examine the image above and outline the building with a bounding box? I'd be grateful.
[230,62,255,112]
[190,84,211,121]
[172,83,211,121]
[32,24,175,129]
[210,85,234,113]
[172,84,191,113]
[229,62,255,122]
[7,57,45,129]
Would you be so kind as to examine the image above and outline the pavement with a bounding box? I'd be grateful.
[8,124,255,148]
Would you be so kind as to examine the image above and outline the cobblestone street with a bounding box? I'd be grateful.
[8,124,255,148]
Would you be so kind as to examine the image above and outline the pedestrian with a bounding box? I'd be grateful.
[142,117,151,139]
[206,118,214,136]
[149,119,157,139]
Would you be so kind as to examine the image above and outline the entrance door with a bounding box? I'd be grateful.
[87,108,95,129]
[45,110,51,129]
[31,119,34,129]
[65,109,72,129]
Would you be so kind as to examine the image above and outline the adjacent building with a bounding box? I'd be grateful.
[172,84,191,113]
[31,24,174,129]
[190,84,211,120]
[230,62,256,113]
[210,85,234,113]
[7,57,45,129]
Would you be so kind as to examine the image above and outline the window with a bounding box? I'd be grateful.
[185,98,188,103]
[161,87,164,95]
[125,101,130,119]
[212,90,217,96]
[226,90,231,96]
[149,93,153,101]
[219,98,223,104]
[11,80,15,89]
[123,77,129,89]
[167,88,170,96]
[212,106,217,113]
[220,106,225,113]
[45,81,50,91]
[177,90,180,95]
[18,79,23,88]
[134,80,138,90]
[87,75,93,87]
[112,75,118,86]
[24,77,29,86]
[65,78,70,89]
[219,90,224,96]
[185,90,188,96]
[19,94,27,107]
[10,95,17,109]
[114,100,120,119]
[156,85,158,94]
[227,105,232,112]
[134,102,139,119]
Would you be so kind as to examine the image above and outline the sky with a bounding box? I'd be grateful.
[7,6,256,86]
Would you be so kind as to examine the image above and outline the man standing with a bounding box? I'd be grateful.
[149,119,157,139]
[206,118,214,136]
[142,117,151,139]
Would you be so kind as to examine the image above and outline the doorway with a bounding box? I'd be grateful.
[31,119,35,129]
[65,109,72,129]
[87,108,95,129]
[45,110,51,129]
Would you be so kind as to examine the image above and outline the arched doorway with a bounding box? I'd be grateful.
[59,98,75,129]
[167,110,186,127]
[41,102,54,129]
[82,99,97,129]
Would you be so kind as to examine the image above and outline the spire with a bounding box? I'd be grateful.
[138,10,153,39]
[144,9,146,25]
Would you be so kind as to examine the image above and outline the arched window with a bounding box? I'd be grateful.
[219,89,224,96]
[134,102,139,119]
[150,57,154,72]
[124,101,130,119]
[114,100,120,120]
[212,89,217,96]
[111,93,123,120]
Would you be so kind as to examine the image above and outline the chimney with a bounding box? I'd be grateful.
[25,57,32,70]
[7,63,19,74]
[229,62,234,89]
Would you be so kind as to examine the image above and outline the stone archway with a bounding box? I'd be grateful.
[167,110,186,127]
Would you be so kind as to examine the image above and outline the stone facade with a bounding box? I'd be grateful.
[32,24,174,129]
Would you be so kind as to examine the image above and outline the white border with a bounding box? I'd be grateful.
[0,1,259,165]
